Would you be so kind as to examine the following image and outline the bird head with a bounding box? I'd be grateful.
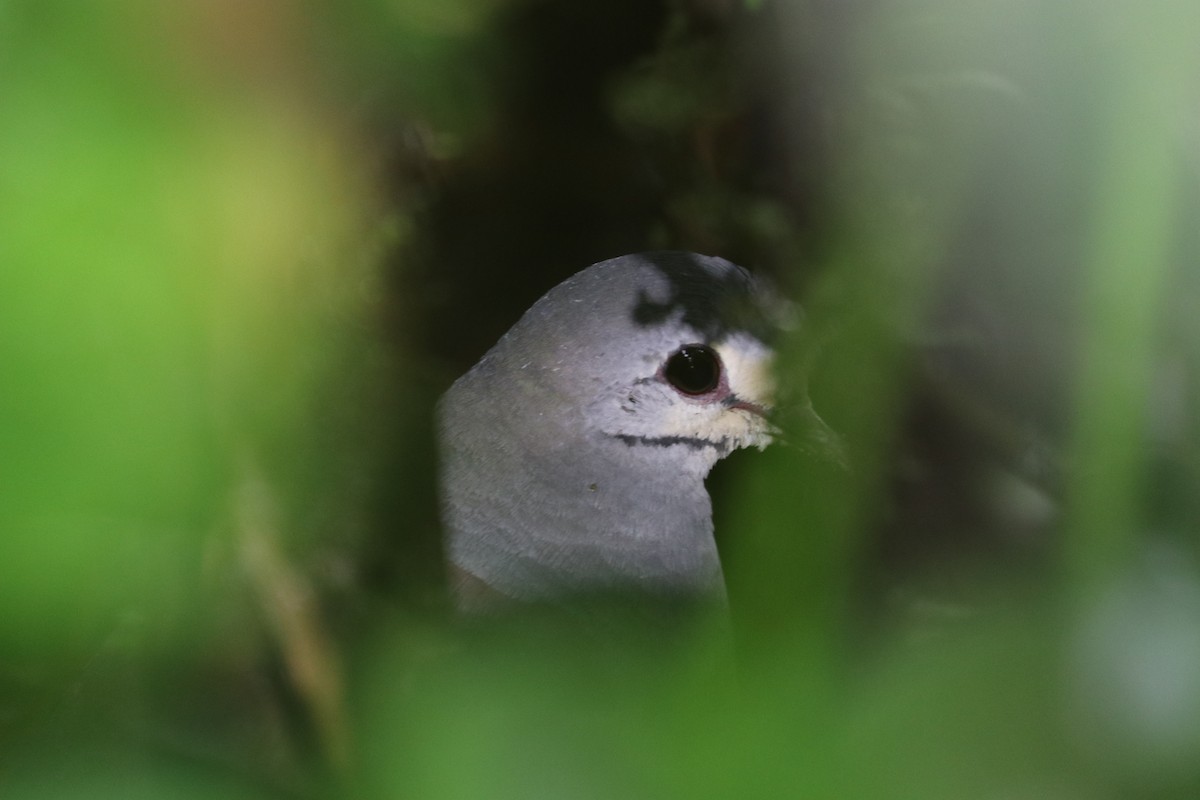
[485,251,780,472]
[440,251,787,608]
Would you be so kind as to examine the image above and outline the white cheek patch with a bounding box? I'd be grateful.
[662,335,776,451]
[715,335,775,410]
[655,397,775,452]
[598,334,777,452]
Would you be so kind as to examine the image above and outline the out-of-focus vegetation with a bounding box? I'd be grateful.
[3,1,1200,797]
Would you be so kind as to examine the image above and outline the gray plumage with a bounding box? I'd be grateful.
[438,252,777,611]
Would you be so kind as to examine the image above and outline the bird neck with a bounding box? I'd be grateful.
[441,393,726,606]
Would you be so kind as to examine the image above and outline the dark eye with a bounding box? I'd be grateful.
[664,344,721,396]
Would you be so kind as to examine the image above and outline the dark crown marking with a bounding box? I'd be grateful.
[629,252,775,343]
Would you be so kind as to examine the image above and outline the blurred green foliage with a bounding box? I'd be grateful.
[3,1,1200,798]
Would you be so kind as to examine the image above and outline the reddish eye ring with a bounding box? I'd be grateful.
[664,344,721,396]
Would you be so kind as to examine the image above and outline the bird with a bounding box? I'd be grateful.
[437,252,779,614]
